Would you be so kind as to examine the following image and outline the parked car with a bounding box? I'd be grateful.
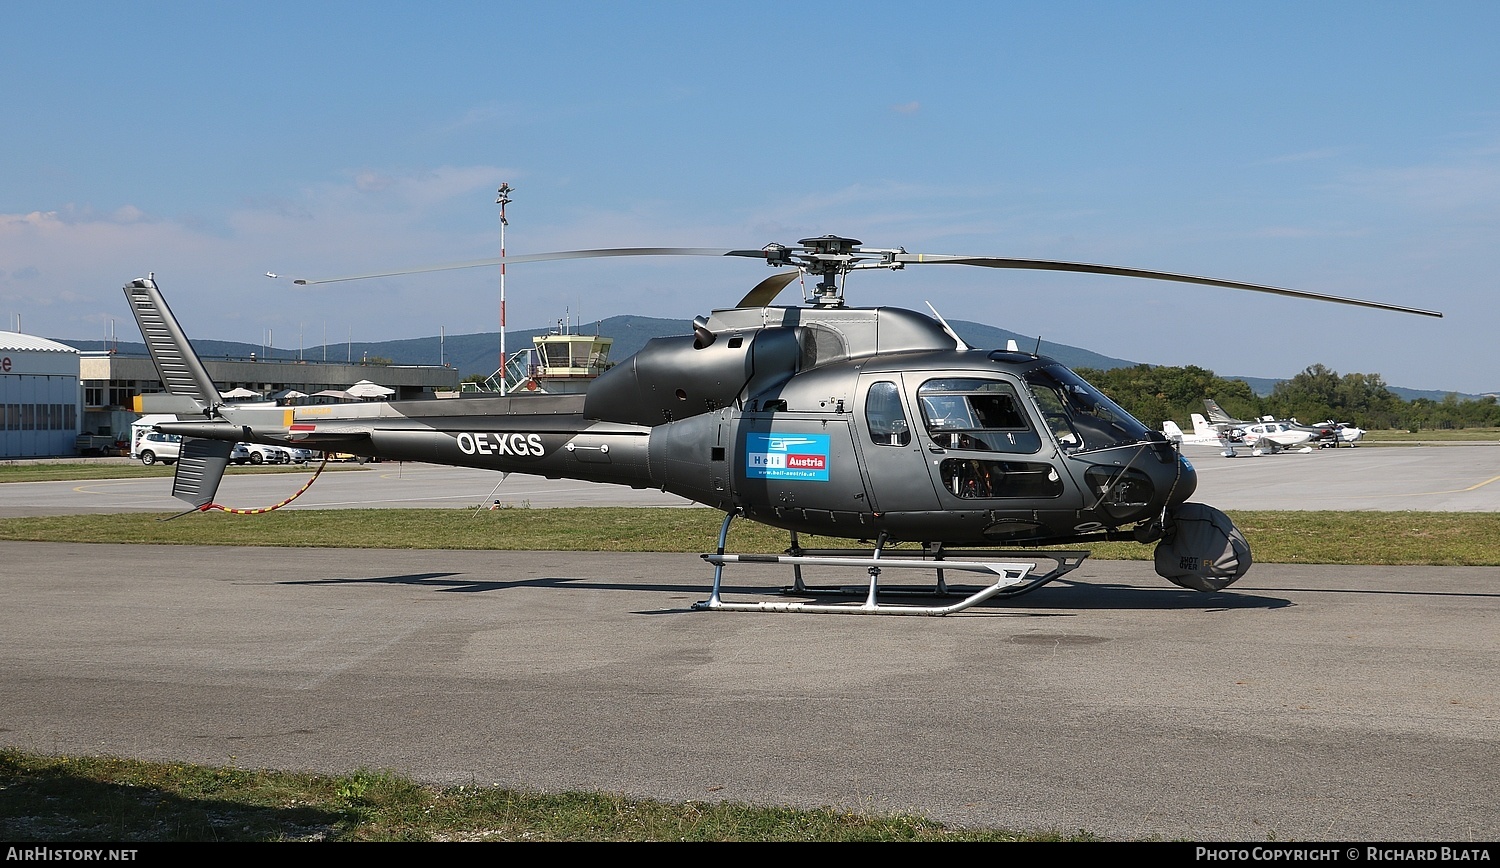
[230,443,252,465]
[245,443,290,465]
[284,447,317,464]
[136,432,181,466]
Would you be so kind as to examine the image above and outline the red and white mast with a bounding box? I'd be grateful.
[496,182,513,394]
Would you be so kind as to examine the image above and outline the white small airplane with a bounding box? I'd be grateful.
[1163,414,1240,457]
[1197,399,1316,456]
[1295,419,1366,447]
[1333,423,1365,446]
[1158,416,1254,458]
[1236,419,1315,455]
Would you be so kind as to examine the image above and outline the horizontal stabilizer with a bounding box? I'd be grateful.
[281,427,374,446]
[157,421,248,440]
[286,424,374,437]
[218,406,294,432]
[134,393,211,415]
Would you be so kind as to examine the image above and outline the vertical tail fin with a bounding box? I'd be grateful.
[122,276,229,509]
[1191,413,1238,457]
[1202,399,1234,425]
[123,277,221,411]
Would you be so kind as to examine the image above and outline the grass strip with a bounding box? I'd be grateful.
[0,748,1094,842]
[0,508,1496,565]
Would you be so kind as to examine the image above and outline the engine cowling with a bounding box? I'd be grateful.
[584,327,800,425]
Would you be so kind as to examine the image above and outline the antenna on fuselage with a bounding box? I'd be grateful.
[924,301,970,350]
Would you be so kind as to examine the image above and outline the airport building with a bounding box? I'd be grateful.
[1,334,461,459]
[0,331,84,458]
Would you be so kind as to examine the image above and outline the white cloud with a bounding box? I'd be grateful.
[1257,147,1345,165]
[1336,135,1500,215]
[0,166,511,341]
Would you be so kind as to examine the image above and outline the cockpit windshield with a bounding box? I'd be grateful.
[1023,364,1151,452]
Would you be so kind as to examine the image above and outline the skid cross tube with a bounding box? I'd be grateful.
[784,540,1091,600]
[693,511,1038,616]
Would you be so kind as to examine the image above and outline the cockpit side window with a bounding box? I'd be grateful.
[864,380,911,446]
[916,378,1040,454]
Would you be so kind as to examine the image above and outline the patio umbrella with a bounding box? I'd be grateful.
[219,387,259,399]
[346,380,395,398]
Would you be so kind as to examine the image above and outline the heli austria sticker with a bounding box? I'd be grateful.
[746,433,831,481]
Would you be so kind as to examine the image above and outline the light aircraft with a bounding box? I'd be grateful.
[123,236,1440,615]
[1291,418,1366,447]
[1331,423,1365,446]
[1162,414,1238,458]
[1236,420,1315,455]
[1212,409,1360,449]
[1201,399,1321,455]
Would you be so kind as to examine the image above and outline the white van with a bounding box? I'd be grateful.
[136,431,182,465]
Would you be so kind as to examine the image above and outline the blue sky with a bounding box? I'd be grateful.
[4,1,1497,394]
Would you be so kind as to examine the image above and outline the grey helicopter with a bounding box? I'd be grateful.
[124,234,1441,614]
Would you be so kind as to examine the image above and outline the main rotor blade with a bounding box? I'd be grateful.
[293,247,768,286]
[736,270,801,308]
[894,254,1443,318]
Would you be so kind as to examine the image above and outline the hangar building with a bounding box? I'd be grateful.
[0,331,82,458]
[1,335,460,459]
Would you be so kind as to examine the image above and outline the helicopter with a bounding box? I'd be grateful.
[123,235,1441,615]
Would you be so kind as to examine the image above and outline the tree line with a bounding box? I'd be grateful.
[1072,363,1500,432]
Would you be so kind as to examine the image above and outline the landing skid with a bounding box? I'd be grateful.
[693,512,1090,616]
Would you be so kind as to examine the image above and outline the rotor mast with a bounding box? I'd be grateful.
[805,235,854,307]
[767,236,908,307]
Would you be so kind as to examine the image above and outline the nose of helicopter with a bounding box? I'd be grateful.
[1070,436,1198,529]
[1139,430,1198,507]
[1168,450,1198,506]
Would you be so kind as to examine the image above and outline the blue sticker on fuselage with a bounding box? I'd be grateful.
[746,433,831,481]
